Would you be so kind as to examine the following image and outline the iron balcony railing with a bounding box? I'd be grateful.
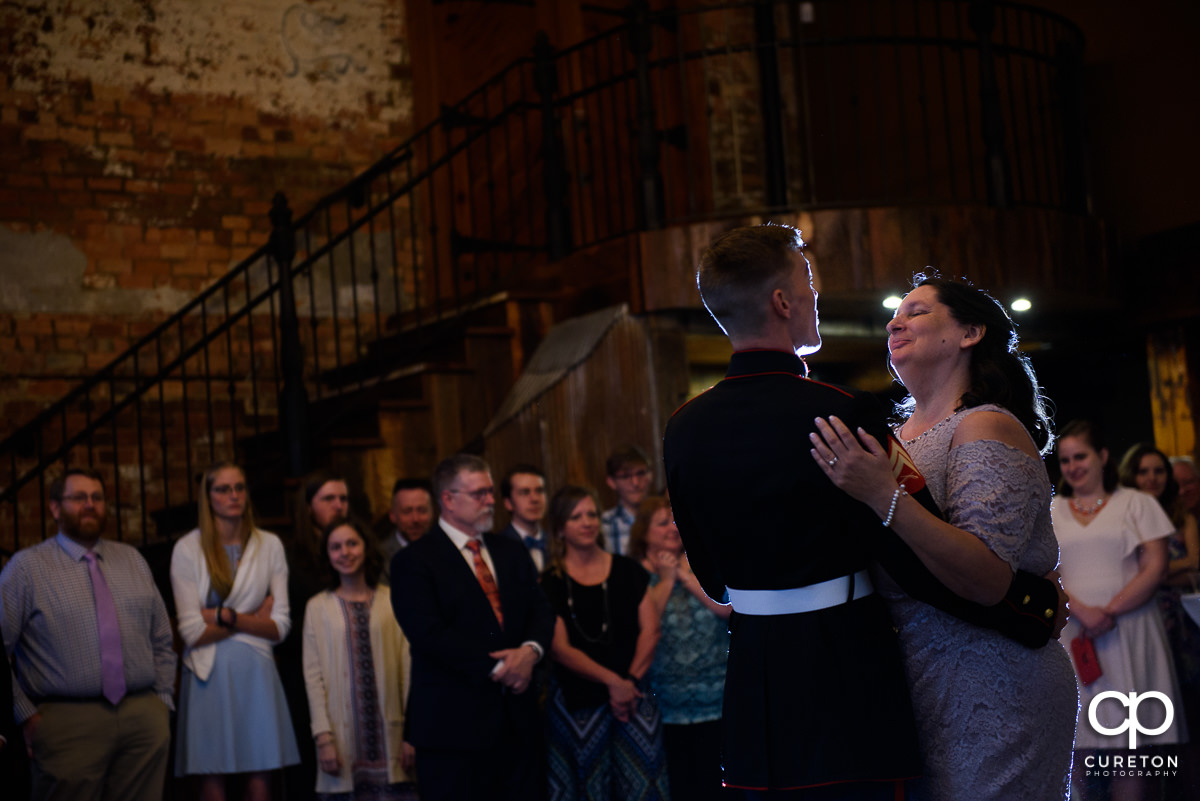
[0,0,1086,556]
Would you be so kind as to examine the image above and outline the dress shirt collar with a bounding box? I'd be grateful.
[393,530,410,549]
[55,531,106,561]
[509,518,543,541]
[440,517,483,551]
[726,348,805,379]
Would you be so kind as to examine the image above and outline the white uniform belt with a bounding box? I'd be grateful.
[726,570,874,616]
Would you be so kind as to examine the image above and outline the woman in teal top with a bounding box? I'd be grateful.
[629,496,737,801]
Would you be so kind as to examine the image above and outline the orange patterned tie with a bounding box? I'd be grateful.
[465,539,504,627]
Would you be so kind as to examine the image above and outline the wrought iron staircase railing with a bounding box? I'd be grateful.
[0,0,1087,555]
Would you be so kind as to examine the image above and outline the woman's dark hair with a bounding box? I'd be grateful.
[1118,442,1184,526]
[546,485,605,576]
[895,274,1053,454]
[319,516,384,590]
[1055,420,1119,497]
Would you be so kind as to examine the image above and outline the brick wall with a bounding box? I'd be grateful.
[0,0,413,445]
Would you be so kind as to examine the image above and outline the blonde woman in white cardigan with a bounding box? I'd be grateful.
[303,517,416,800]
[170,462,299,801]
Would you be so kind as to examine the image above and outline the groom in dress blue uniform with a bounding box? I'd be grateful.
[390,454,555,801]
[663,224,1062,800]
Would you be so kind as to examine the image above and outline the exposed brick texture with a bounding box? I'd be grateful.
[0,0,414,447]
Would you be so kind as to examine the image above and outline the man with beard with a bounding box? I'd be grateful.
[0,468,175,801]
[390,454,554,801]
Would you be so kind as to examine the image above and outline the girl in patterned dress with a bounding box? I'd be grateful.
[302,518,417,801]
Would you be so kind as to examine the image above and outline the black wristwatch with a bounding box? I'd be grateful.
[217,603,237,629]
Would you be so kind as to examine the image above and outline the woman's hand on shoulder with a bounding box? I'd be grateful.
[951,409,1039,460]
[810,416,897,514]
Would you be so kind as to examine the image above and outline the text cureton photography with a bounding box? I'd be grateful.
[1083,753,1180,779]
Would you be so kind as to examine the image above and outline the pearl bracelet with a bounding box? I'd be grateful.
[882,485,908,527]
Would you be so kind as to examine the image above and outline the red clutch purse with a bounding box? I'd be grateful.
[1070,635,1102,685]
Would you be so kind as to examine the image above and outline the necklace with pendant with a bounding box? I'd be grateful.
[1069,496,1108,517]
[565,575,611,644]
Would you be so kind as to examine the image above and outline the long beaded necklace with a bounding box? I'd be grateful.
[900,408,964,447]
[1069,496,1108,517]
[565,574,611,644]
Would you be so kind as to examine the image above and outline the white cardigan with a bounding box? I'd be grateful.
[303,586,412,793]
[170,528,292,681]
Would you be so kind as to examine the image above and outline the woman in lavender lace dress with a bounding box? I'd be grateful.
[810,276,1077,801]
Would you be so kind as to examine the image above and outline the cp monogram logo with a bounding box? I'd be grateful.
[1088,691,1174,749]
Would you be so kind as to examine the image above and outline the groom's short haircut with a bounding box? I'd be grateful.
[697,223,805,340]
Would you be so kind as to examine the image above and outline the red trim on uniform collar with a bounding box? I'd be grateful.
[722,370,854,398]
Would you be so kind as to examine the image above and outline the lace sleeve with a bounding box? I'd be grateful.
[944,440,1051,570]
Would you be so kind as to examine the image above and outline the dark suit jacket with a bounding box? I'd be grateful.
[390,527,554,751]
[665,349,925,790]
[496,522,522,549]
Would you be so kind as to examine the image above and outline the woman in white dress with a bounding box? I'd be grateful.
[1053,420,1186,801]
[171,462,299,801]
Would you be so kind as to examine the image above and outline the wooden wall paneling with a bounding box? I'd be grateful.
[483,308,675,509]
[647,315,691,441]
[422,369,467,459]
[374,398,438,490]
[462,328,518,431]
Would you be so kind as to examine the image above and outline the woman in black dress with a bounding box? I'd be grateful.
[541,485,668,801]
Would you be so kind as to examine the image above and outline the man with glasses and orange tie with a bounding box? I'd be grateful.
[601,446,653,556]
[390,454,555,801]
[0,467,175,801]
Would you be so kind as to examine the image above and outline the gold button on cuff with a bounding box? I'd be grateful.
[1022,595,1031,605]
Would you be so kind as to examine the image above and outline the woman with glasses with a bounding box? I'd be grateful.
[171,461,299,801]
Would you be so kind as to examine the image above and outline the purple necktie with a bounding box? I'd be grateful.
[84,551,127,705]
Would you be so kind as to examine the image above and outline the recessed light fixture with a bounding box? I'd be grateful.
[882,295,902,310]
[1011,298,1032,312]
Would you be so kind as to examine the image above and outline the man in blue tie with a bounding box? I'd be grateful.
[497,464,548,572]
